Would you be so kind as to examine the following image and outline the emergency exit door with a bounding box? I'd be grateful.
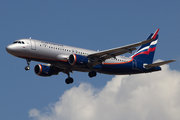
[31,40,36,50]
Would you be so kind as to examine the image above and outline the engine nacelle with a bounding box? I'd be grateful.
[34,64,58,77]
[68,54,89,66]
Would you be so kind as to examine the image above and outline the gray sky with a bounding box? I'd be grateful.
[1,0,180,120]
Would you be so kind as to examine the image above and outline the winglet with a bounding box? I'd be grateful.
[151,28,159,39]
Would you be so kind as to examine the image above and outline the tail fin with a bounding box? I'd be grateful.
[131,29,159,64]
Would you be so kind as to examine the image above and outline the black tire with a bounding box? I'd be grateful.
[88,71,97,78]
[65,77,74,84]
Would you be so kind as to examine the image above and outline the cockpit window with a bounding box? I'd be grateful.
[13,41,25,44]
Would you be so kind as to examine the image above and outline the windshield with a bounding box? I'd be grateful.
[13,41,25,44]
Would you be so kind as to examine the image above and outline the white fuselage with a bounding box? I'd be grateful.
[6,39,132,73]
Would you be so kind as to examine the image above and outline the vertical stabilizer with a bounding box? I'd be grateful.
[131,29,159,64]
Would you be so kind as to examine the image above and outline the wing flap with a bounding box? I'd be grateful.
[144,60,176,68]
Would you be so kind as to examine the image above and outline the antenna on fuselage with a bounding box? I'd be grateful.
[29,37,31,39]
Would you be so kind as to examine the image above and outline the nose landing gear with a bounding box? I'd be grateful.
[25,66,30,70]
[25,59,31,71]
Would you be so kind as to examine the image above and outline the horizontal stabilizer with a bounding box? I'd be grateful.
[144,60,176,68]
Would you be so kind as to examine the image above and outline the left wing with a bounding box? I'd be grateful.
[88,29,159,63]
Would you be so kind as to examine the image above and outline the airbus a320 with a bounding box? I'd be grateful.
[6,29,175,84]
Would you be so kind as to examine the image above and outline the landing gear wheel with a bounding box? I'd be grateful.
[25,66,30,71]
[88,71,97,78]
[65,77,74,84]
[25,59,31,71]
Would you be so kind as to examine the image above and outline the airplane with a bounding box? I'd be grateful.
[6,29,175,84]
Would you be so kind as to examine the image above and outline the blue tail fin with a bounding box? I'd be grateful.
[131,29,159,64]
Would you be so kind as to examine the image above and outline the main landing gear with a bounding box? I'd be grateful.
[64,71,97,84]
[88,71,97,78]
[65,77,74,84]
[65,71,74,84]
[65,71,97,84]
[25,59,31,71]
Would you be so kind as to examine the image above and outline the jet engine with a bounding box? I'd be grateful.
[34,64,58,77]
[68,54,89,66]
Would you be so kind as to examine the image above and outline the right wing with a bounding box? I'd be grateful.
[88,38,155,61]
[88,29,159,65]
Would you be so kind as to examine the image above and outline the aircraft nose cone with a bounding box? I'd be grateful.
[6,44,16,54]
[6,45,12,53]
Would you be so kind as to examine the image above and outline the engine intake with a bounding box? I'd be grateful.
[68,54,89,66]
[34,64,58,77]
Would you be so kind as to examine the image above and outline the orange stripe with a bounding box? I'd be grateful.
[103,59,133,65]
[16,55,133,66]
[59,60,68,62]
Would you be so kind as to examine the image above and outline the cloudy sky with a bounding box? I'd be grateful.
[1,0,180,120]
[28,64,180,120]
